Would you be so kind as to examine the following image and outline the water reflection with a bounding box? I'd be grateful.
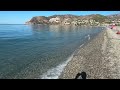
[29,25,81,33]
[29,25,101,38]
[30,25,49,32]
[49,25,79,32]
[29,25,78,37]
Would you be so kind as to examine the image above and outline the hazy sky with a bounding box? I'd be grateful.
[0,11,120,24]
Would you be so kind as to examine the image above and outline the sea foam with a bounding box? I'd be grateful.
[40,43,85,79]
[40,53,74,79]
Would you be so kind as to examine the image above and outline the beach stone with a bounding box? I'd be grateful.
[59,27,120,79]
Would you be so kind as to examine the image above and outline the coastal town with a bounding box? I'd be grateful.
[26,14,120,26]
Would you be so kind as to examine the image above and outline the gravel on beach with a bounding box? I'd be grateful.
[59,27,120,79]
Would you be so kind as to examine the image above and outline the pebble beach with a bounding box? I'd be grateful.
[59,26,120,79]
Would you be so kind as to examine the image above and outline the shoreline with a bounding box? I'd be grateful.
[26,24,106,27]
[40,43,89,79]
[40,53,74,79]
[59,26,120,79]
[40,28,100,79]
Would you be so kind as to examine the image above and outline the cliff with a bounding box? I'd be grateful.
[26,14,120,26]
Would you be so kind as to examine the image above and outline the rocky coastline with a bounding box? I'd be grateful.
[26,14,120,26]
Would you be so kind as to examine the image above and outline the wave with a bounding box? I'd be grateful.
[39,43,85,79]
[40,53,74,79]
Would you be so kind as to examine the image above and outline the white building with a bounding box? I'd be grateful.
[49,17,60,23]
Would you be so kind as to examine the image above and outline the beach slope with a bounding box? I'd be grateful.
[59,27,120,79]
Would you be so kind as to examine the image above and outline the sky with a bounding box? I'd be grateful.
[0,11,120,24]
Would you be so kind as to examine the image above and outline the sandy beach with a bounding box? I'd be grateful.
[59,26,120,79]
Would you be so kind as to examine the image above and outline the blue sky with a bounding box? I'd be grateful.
[0,11,120,24]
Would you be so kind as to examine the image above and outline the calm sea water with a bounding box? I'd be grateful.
[0,25,103,79]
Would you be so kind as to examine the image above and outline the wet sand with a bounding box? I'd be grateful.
[59,27,120,79]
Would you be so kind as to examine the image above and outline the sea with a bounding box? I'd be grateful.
[0,24,104,79]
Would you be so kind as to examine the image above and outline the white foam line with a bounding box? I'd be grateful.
[79,44,84,48]
[39,53,74,79]
[39,43,85,79]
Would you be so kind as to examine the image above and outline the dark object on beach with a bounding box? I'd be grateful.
[75,71,86,79]
[116,31,120,34]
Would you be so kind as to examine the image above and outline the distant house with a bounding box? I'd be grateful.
[49,17,61,23]
[63,18,71,25]
[71,21,78,25]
